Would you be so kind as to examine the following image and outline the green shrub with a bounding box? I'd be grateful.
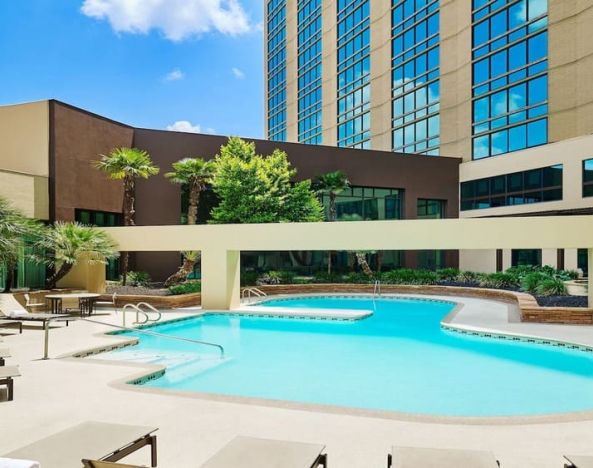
[436,268,460,281]
[168,280,201,295]
[520,271,551,293]
[240,271,258,286]
[126,271,151,287]
[556,269,579,281]
[457,270,482,284]
[278,270,297,284]
[257,271,282,285]
[312,271,343,283]
[381,269,437,285]
[343,272,371,284]
[479,272,518,289]
[535,278,567,296]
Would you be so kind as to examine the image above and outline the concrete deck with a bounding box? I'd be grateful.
[2,296,593,467]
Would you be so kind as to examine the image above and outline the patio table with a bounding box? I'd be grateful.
[45,293,101,316]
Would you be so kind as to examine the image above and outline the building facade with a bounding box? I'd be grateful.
[265,0,593,272]
[0,100,461,286]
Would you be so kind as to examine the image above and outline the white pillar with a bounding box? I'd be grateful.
[541,249,557,268]
[587,249,593,307]
[201,248,241,311]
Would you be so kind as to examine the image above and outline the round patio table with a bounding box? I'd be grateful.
[45,293,101,316]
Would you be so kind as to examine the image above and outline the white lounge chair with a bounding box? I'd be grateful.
[23,294,45,312]
[0,309,70,328]
[388,447,499,468]
[565,455,593,468]
[200,436,327,468]
[3,421,158,468]
[0,365,20,401]
[0,348,10,366]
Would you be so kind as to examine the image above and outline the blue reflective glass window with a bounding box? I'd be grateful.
[473,135,490,159]
[491,130,508,155]
[529,0,547,20]
[509,41,526,70]
[473,58,489,84]
[491,90,507,117]
[474,20,488,47]
[508,83,526,111]
[509,124,527,151]
[528,32,547,62]
[490,10,507,37]
[428,81,439,102]
[428,115,439,137]
[491,50,507,78]
[509,0,527,29]
[474,96,489,121]
[527,119,547,147]
[528,75,547,105]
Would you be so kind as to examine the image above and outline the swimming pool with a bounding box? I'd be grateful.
[102,296,593,417]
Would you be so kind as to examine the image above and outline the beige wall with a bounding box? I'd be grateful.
[439,0,473,160]
[0,170,49,219]
[548,0,593,142]
[0,101,50,219]
[459,249,497,273]
[460,134,593,218]
[102,216,593,308]
[57,256,107,294]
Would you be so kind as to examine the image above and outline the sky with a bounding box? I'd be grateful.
[0,0,265,138]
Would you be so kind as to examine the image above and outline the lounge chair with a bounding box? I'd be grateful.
[0,320,23,334]
[3,421,158,468]
[0,348,10,366]
[0,365,20,401]
[200,436,327,468]
[82,461,143,468]
[0,309,70,328]
[387,447,500,467]
[564,455,593,467]
[23,294,45,312]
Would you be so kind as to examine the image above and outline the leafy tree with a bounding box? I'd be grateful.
[313,170,350,273]
[209,137,323,224]
[164,158,213,287]
[94,147,159,284]
[0,197,43,292]
[39,222,119,289]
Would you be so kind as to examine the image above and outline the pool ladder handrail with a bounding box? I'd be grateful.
[82,317,225,358]
[121,303,162,327]
[241,287,267,302]
[373,280,382,298]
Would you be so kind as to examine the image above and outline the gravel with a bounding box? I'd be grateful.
[106,285,170,296]
[535,295,588,308]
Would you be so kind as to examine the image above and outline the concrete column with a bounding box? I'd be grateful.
[541,249,558,268]
[565,248,579,271]
[587,249,593,307]
[201,249,241,310]
[502,249,512,271]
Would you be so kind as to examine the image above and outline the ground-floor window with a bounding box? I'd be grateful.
[578,249,588,276]
[511,249,542,267]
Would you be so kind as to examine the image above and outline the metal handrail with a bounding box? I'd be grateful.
[121,303,147,327]
[135,302,162,324]
[373,280,382,298]
[121,303,162,326]
[241,287,268,301]
[82,317,225,358]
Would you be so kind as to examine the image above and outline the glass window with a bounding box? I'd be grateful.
[527,118,547,147]
[512,249,542,267]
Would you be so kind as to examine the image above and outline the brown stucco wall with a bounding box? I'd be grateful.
[50,101,134,221]
[132,129,461,279]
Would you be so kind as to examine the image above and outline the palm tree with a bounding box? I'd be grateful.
[39,222,119,289]
[0,197,42,292]
[163,158,213,287]
[95,148,159,284]
[313,170,350,274]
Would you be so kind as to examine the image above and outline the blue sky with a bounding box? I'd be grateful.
[0,0,265,138]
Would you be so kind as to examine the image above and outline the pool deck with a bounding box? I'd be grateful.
[2,294,593,467]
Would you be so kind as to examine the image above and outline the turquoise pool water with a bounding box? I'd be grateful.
[106,296,593,417]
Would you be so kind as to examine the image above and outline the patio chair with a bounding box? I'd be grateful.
[0,365,20,401]
[95,293,118,313]
[3,421,158,468]
[387,447,500,468]
[23,294,45,312]
[564,455,593,467]
[0,348,10,366]
[0,320,22,334]
[200,436,327,468]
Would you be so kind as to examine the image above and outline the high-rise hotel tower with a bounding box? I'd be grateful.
[265,0,593,272]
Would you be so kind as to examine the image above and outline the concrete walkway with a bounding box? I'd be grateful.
[1,298,593,467]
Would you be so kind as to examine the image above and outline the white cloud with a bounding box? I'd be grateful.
[81,0,251,41]
[231,67,245,79]
[166,121,215,134]
[163,68,185,81]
